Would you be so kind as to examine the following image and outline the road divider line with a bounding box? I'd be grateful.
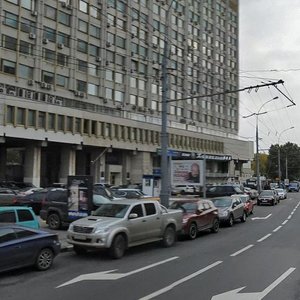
[282,220,288,225]
[273,226,282,232]
[288,215,292,219]
[230,245,254,257]
[257,233,272,242]
[138,261,223,300]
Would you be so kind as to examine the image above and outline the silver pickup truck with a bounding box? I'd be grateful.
[67,199,182,258]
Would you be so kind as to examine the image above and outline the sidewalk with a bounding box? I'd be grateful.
[38,218,73,252]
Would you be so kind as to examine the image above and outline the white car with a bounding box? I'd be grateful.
[172,185,195,195]
[275,188,287,200]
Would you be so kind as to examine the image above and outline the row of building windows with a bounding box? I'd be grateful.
[5,105,224,153]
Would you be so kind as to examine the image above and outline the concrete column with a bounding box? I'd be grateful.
[131,152,152,184]
[0,145,6,180]
[24,144,41,187]
[59,146,76,184]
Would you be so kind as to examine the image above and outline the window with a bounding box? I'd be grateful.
[0,211,16,223]
[90,24,100,38]
[44,5,56,20]
[79,0,88,13]
[15,229,36,239]
[44,49,56,63]
[17,210,34,222]
[88,83,98,96]
[21,18,36,33]
[78,19,88,32]
[77,80,87,92]
[57,32,70,47]
[144,203,156,216]
[66,116,73,131]
[18,64,33,79]
[4,12,18,28]
[58,11,71,26]
[56,74,68,87]
[20,41,33,55]
[42,71,54,84]
[2,35,17,51]
[57,115,64,131]
[77,40,88,53]
[6,106,14,124]
[48,113,55,130]
[0,228,16,243]
[38,112,46,128]
[28,110,36,127]
[17,108,25,125]
[115,90,124,102]
[1,60,16,75]
[44,27,56,42]
[130,204,143,218]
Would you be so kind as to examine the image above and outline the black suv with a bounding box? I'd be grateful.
[40,189,69,229]
[205,185,244,198]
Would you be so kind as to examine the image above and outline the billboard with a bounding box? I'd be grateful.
[171,160,204,186]
[67,175,93,219]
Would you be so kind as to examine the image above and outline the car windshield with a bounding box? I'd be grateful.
[239,197,248,203]
[170,202,198,213]
[275,189,283,193]
[260,191,273,196]
[212,198,232,207]
[93,204,130,218]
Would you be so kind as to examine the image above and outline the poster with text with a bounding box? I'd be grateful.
[171,160,204,186]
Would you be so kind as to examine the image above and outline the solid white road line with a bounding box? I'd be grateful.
[282,220,288,225]
[257,233,272,242]
[230,245,254,257]
[273,226,282,232]
[138,261,223,300]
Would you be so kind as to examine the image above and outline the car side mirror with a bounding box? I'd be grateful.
[129,213,138,219]
[232,203,237,208]
[196,209,203,215]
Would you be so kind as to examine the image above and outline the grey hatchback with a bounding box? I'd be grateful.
[211,196,247,226]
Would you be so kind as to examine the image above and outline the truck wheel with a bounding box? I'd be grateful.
[162,226,176,247]
[210,218,220,233]
[73,245,87,255]
[188,223,198,240]
[109,234,126,259]
[240,212,247,223]
[35,248,54,271]
[47,213,61,230]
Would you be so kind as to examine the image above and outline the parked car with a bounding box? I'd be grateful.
[111,188,151,199]
[205,185,244,198]
[257,190,279,206]
[243,187,258,200]
[170,199,219,239]
[40,188,114,229]
[231,194,254,216]
[0,224,60,273]
[13,189,49,215]
[0,188,18,206]
[17,187,44,196]
[67,200,183,258]
[171,185,195,195]
[275,188,287,200]
[211,196,247,226]
[288,182,300,192]
[0,206,40,229]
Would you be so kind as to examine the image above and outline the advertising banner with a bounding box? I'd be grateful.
[171,160,204,186]
[67,175,93,219]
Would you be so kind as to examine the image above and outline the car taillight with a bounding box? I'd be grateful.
[12,197,17,204]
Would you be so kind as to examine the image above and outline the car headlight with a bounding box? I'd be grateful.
[68,224,74,231]
[220,210,228,217]
[95,227,109,234]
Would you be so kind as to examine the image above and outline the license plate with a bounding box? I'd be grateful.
[74,234,86,240]
[262,200,267,202]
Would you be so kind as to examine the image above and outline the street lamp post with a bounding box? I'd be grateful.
[277,127,294,182]
[243,96,278,193]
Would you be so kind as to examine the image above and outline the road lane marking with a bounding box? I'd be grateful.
[273,226,282,232]
[138,261,223,300]
[257,233,272,242]
[230,245,254,257]
[211,267,296,300]
[282,220,288,225]
[251,213,272,220]
[57,256,179,288]
[288,215,292,219]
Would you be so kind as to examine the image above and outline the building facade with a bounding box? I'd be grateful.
[0,0,253,188]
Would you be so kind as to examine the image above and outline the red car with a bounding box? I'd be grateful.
[231,194,254,215]
[170,199,220,239]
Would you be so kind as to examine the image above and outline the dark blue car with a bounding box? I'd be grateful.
[0,224,60,273]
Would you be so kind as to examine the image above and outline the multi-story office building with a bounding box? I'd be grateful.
[0,0,253,188]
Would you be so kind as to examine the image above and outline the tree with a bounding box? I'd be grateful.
[251,153,269,177]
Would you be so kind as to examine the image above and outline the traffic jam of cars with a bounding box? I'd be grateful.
[0,180,296,273]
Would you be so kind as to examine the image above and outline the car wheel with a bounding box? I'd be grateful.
[162,226,176,247]
[35,248,54,271]
[228,214,234,227]
[47,213,61,230]
[240,212,247,223]
[211,218,220,233]
[109,234,126,259]
[73,245,87,255]
[188,222,198,240]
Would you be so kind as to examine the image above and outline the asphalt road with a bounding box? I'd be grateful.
[1,193,300,300]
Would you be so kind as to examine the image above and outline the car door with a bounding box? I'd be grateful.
[202,201,215,229]
[197,202,210,230]
[127,204,148,243]
[232,199,242,219]
[143,203,161,238]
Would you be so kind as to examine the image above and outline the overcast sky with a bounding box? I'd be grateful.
[239,0,300,152]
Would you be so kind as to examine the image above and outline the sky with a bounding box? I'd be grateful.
[239,0,300,152]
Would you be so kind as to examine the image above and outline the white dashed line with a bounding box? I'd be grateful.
[257,233,272,242]
[230,245,254,257]
[288,215,292,219]
[273,226,282,232]
[282,220,289,225]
